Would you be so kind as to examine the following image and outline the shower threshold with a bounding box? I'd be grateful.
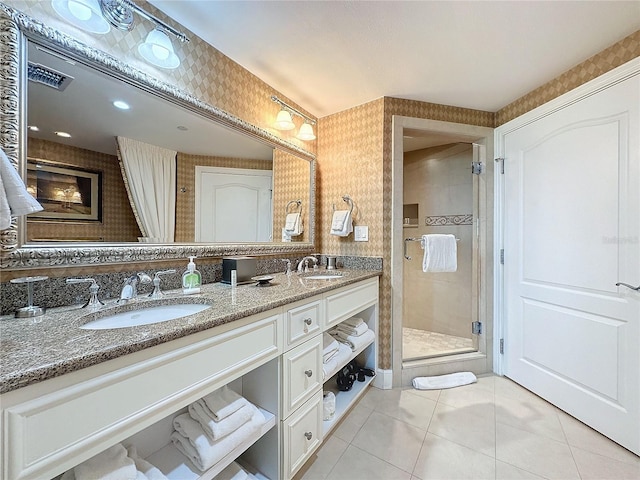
[402,327,476,361]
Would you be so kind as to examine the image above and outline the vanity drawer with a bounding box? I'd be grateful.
[324,277,379,330]
[2,312,280,480]
[281,336,322,419]
[282,390,323,480]
[285,299,322,350]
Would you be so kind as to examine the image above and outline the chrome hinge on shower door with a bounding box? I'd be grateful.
[472,321,482,335]
[472,162,484,175]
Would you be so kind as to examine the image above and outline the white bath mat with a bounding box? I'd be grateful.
[412,372,477,390]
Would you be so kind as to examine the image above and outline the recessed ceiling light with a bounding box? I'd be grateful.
[177,125,188,131]
[27,125,40,131]
[113,100,130,110]
[55,131,72,138]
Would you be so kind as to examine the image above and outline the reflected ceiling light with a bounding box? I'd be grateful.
[55,131,72,138]
[271,95,317,141]
[51,0,111,34]
[27,125,40,132]
[138,28,180,69]
[112,100,130,110]
[296,122,316,141]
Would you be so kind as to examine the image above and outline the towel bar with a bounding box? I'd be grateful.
[404,236,460,260]
[332,195,354,215]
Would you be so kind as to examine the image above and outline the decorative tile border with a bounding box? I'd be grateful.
[425,214,473,226]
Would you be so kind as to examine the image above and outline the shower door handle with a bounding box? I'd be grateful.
[616,282,640,291]
[404,238,412,260]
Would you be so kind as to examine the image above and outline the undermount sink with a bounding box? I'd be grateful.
[80,303,211,330]
[303,273,344,280]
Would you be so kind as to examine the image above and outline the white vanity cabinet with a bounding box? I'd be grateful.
[0,275,379,480]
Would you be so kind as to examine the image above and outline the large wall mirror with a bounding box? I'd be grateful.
[0,7,316,268]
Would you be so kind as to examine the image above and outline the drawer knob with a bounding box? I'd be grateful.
[304,317,312,325]
[304,431,313,440]
[304,369,313,377]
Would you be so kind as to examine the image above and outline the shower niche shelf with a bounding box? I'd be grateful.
[403,203,419,227]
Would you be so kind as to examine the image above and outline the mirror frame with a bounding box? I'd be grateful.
[0,5,316,269]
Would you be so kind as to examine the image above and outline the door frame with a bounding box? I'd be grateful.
[493,57,640,375]
[391,116,494,387]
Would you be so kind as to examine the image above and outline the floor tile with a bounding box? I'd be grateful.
[437,375,495,409]
[325,444,412,480]
[402,385,441,403]
[413,433,495,480]
[495,391,565,442]
[294,435,349,480]
[571,445,640,480]
[330,400,373,443]
[371,388,437,430]
[496,422,580,479]
[495,460,546,479]
[428,402,495,457]
[351,411,426,473]
[557,410,640,465]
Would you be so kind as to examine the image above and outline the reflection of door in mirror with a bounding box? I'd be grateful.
[195,167,272,242]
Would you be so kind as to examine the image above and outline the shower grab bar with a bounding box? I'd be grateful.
[404,236,460,260]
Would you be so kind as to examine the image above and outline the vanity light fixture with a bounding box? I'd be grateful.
[138,28,180,69]
[55,131,72,138]
[51,0,111,34]
[51,0,190,69]
[296,121,316,141]
[271,95,317,141]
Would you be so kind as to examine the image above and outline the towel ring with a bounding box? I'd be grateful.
[333,195,354,215]
[286,199,302,215]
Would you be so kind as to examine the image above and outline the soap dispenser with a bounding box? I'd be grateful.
[182,256,201,294]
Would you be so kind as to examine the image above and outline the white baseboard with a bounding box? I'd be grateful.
[373,369,393,389]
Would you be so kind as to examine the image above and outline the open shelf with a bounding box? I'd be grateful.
[322,336,375,381]
[145,407,275,480]
[322,375,374,436]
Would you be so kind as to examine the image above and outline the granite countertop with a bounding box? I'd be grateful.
[0,269,381,394]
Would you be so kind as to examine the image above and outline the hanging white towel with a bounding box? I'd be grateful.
[0,148,43,230]
[284,212,303,236]
[330,210,353,237]
[422,234,457,272]
[412,372,477,390]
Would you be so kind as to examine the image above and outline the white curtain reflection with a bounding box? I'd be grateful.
[116,136,176,243]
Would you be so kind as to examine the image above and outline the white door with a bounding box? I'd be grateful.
[500,69,639,454]
[195,167,272,242]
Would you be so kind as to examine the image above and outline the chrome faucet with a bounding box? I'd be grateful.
[297,256,318,273]
[149,270,176,299]
[66,278,104,309]
[119,272,152,302]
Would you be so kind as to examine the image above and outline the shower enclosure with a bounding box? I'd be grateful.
[401,142,481,361]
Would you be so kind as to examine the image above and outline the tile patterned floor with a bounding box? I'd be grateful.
[294,375,640,480]
[403,327,475,360]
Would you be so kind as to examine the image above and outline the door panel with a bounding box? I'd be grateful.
[502,72,639,454]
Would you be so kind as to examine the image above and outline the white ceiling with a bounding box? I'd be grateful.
[148,1,639,119]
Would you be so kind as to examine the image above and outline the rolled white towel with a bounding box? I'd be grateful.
[171,406,265,472]
[335,322,369,337]
[73,443,138,480]
[189,400,254,440]
[201,386,248,421]
[330,328,375,352]
[412,372,477,390]
[342,317,364,328]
